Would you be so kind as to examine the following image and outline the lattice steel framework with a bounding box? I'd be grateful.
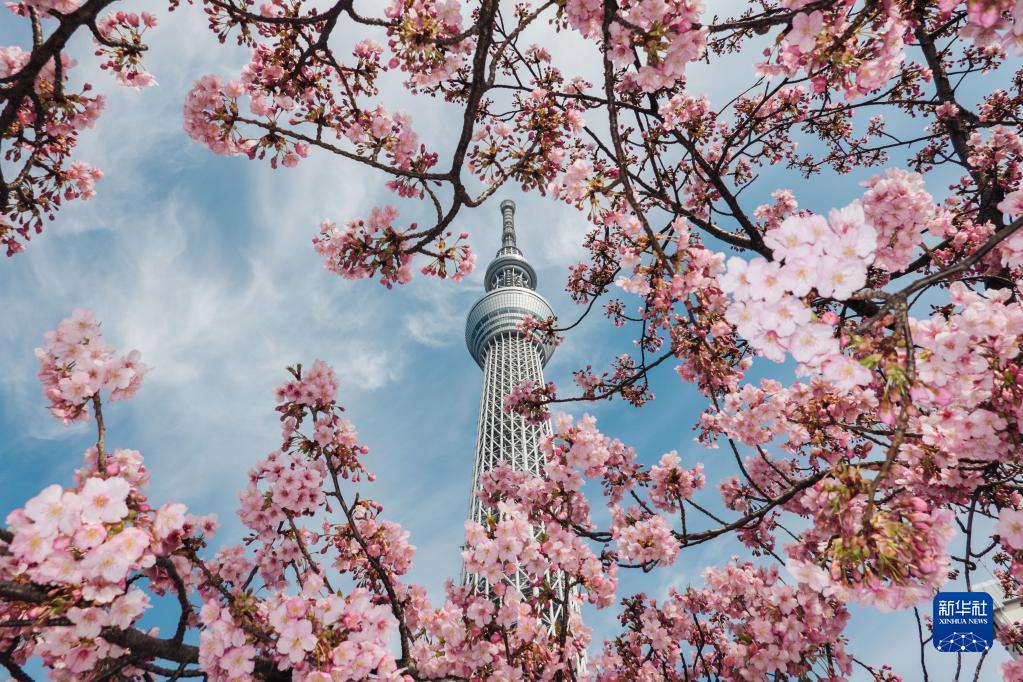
[467,334,551,523]
[462,200,567,624]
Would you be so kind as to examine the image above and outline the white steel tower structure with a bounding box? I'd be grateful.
[463,200,560,604]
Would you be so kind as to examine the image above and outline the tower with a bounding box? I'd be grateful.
[463,199,559,604]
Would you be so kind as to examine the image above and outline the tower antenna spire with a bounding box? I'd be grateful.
[500,199,517,250]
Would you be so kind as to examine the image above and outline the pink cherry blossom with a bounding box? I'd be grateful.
[999,509,1023,550]
[788,11,825,53]
[79,476,131,525]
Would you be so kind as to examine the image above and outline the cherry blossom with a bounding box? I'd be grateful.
[34,309,149,424]
[1000,509,1023,551]
[2,0,159,255]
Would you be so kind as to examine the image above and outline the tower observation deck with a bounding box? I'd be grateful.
[463,200,564,618]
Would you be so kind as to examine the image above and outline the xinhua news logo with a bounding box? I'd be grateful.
[933,592,994,653]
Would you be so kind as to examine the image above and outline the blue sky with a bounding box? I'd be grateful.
[0,3,1014,679]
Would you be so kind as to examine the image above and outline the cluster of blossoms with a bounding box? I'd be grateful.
[705,264,1023,615]
[341,106,433,179]
[503,379,557,424]
[555,413,618,477]
[507,417,687,573]
[237,450,326,584]
[4,312,424,680]
[198,600,257,680]
[312,207,478,288]
[35,309,148,423]
[274,359,339,409]
[824,281,1023,631]
[0,41,105,256]
[720,203,876,389]
[859,168,940,272]
[423,468,597,678]
[561,0,707,93]
[548,158,602,208]
[462,502,547,584]
[384,0,473,90]
[610,0,706,93]
[183,37,419,172]
[271,375,600,679]
[550,213,743,408]
[412,578,589,679]
[95,11,159,88]
[949,0,1023,51]
[702,377,879,463]
[199,577,402,681]
[205,354,429,679]
[648,451,705,512]
[470,67,588,195]
[909,284,1023,470]
[10,475,147,599]
[700,266,1023,612]
[759,3,913,99]
[182,74,257,157]
[418,231,476,282]
[1,435,215,677]
[2,0,158,255]
[609,506,678,567]
[179,9,485,289]
[999,190,1023,268]
[704,291,1023,609]
[596,562,852,680]
[786,468,956,610]
[469,415,628,612]
[328,504,416,580]
[701,379,794,449]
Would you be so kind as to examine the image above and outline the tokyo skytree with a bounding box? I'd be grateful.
[462,199,563,618]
